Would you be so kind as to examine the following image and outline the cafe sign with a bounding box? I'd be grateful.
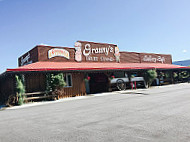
[143,55,165,63]
[48,48,70,59]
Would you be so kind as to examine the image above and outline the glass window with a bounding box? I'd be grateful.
[113,72,125,78]
[64,73,72,87]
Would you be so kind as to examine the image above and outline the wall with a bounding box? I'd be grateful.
[58,73,86,98]
[38,46,75,62]
[76,41,118,63]
[120,52,141,63]
[25,73,46,93]
[140,53,172,64]
[120,52,172,64]
[18,47,38,67]
[24,72,86,98]
[18,41,173,66]
[0,74,15,105]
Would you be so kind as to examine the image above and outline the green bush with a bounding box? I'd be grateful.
[173,72,178,78]
[179,71,189,79]
[145,70,157,87]
[15,75,25,105]
[46,73,66,93]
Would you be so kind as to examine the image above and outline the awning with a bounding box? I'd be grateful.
[6,62,190,72]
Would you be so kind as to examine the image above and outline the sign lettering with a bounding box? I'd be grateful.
[74,42,120,62]
[143,55,165,63]
[21,52,32,66]
[48,48,70,59]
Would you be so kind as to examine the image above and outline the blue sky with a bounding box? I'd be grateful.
[0,0,190,73]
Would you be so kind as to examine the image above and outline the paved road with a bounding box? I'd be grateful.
[0,83,190,142]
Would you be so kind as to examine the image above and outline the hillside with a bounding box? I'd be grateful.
[173,60,190,66]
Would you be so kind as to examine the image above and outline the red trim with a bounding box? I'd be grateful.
[7,67,154,72]
[6,62,190,72]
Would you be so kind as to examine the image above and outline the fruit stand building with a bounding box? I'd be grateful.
[0,41,189,105]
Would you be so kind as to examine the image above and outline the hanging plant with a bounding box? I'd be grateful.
[84,76,91,82]
[160,72,165,78]
[109,75,115,80]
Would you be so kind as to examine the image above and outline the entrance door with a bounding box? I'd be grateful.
[89,73,109,94]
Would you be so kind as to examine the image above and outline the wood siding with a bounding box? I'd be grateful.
[25,73,46,93]
[58,73,86,98]
[120,52,141,63]
[24,72,86,98]
[18,42,173,65]
[0,75,15,104]
[77,41,118,63]
[120,52,172,64]
[18,47,38,66]
[38,46,76,62]
[140,53,172,64]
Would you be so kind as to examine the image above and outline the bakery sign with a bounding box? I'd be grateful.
[142,55,165,63]
[74,41,120,62]
[48,48,70,59]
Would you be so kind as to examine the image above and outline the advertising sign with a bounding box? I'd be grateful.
[74,41,120,62]
[20,52,33,66]
[140,53,172,64]
[48,48,70,59]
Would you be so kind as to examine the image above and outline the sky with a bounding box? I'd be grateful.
[0,0,190,73]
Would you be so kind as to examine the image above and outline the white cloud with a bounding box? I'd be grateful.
[182,49,187,53]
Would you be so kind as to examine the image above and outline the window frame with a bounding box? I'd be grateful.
[64,73,72,88]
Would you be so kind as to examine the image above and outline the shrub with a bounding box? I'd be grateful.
[145,70,157,87]
[173,72,178,78]
[15,75,25,105]
[46,73,66,93]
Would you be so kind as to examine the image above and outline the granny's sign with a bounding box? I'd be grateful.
[74,41,120,62]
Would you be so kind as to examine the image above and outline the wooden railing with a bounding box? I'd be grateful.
[24,91,56,102]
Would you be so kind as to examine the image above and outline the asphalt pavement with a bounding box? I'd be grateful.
[0,83,190,142]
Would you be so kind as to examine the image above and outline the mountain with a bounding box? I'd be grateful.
[173,60,190,66]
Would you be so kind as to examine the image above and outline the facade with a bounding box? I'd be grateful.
[0,41,189,105]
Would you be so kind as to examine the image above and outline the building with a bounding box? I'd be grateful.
[0,41,189,105]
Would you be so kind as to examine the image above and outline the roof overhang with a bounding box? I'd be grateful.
[6,62,190,73]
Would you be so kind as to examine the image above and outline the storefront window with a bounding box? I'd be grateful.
[113,72,125,78]
[64,73,72,87]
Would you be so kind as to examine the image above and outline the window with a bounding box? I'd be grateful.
[64,73,72,87]
[113,72,125,78]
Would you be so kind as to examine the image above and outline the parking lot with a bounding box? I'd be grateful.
[0,83,190,142]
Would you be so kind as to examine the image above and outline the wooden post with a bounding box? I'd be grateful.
[134,81,136,89]
[177,70,180,83]
[157,70,161,86]
[171,70,174,84]
[128,71,132,89]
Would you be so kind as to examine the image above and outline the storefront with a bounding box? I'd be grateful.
[0,41,189,105]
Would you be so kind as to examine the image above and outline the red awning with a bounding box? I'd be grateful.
[6,62,190,72]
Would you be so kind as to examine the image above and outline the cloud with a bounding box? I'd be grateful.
[182,49,187,53]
